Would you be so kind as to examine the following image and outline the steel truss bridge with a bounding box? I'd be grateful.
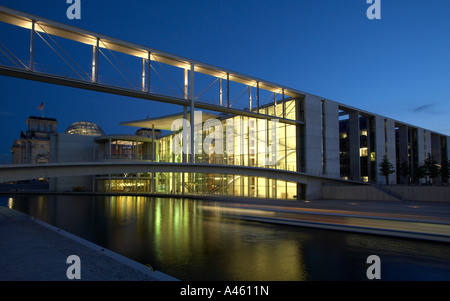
[0,6,305,140]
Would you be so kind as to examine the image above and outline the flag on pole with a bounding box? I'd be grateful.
[38,102,44,117]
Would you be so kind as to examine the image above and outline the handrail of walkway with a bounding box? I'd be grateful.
[0,161,365,185]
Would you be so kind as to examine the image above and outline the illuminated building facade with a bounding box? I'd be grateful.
[2,7,449,200]
[12,97,448,201]
[11,116,58,164]
[95,99,301,199]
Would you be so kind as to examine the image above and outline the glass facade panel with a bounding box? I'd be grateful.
[287,182,297,199]
[286,124,297,171]
[96,98,301,200]
[285,100,296,120]
[277,180,286,199]
[98,172,297,200]
[276,102,284,118]
[257,118,267,168]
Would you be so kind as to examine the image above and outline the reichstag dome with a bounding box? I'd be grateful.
[64,121,105,136]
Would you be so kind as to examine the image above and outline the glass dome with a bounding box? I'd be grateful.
[64,121,105,136]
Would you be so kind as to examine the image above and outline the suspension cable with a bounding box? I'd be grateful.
[99,40,141,89]
[98,48,136,89]
[35,23,91,80]
[229,85,249,108]
[0,41,29,70]
[151,54,186,97]
[194,76,220,101]
[150,63,178,97]
[34,30,85,80]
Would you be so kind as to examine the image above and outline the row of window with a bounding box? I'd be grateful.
[99,173,299,200]
[33,124,54,132]
[157,115,297,172]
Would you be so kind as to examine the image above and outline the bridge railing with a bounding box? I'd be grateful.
[1,151,345,183]
[0,6,305,124]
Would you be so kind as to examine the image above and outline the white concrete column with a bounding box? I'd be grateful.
[385,119,397,184]
[374,116,386,184]
[397,125,409,167]
[348,111,360,181]
[303,94,322,175]
[323,99,340,178]
[417,129,425,164]
[424,130,432,162]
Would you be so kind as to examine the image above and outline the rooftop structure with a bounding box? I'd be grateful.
[10,116,58,164]
[64,121,105,136]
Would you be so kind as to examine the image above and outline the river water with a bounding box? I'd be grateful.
[2,194,450,281]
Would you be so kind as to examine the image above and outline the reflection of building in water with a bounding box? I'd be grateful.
[11,116,58,164]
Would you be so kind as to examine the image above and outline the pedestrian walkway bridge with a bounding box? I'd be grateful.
[0,161,351,185]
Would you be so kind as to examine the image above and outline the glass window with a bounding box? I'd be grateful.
[277,180,287,199]
[257,177,267,198]
[257,119,267,168]
[285,100,296,120]
[276,102,284,118]
[286,124,297,171]
[287,182,297,200]
[267,103,274,117]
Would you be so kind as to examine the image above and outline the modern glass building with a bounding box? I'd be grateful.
[94,99,302,200]
[38,92,450,201]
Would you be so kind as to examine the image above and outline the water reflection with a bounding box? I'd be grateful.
[6,195,450,281]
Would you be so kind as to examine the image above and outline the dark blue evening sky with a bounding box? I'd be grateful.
[0,0,449,162]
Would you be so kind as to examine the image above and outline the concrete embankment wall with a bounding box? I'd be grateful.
[322,185,400,201]
[382,186,450,202]
[323,185,450,202]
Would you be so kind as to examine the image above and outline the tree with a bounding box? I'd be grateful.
[423,153,440,184]
[414,163,426,185]
[379,155,395,185]
[440,159,450,184]
[398,160,410,185]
